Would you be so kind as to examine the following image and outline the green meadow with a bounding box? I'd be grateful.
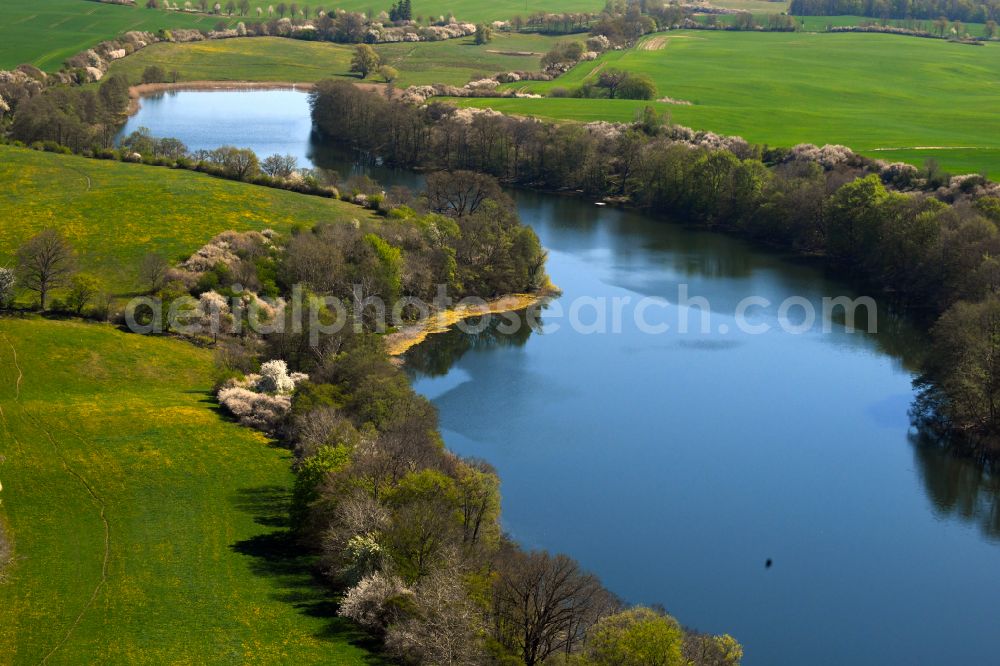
[0,0,600,72]
[0,0,233,71]
[792,14,990,35]
[106,37,355,84]
[0,144,374,294]
[711,0,790,12]
[456,30,1000,176]
[376,32,558,85]
[0,317,379,663]
[210,0,605,24]
[107,33,556,87]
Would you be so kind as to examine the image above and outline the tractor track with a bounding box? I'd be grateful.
[0,335,111,665]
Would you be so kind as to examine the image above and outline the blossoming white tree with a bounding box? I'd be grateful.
[217,359,307,431]
[0,267,14,307]
[256,359,301,394]
[338,572,413,631]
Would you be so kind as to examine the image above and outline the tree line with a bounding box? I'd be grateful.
[6,73,131,153]
[0,174,744,663]
[101,169,740,664]
[239,181,739,663]
[789,0,1000,24]
[308,79,1000,460]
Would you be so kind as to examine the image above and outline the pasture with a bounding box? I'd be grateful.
[458,30,1000,176]
[711,0,790,12]
[792,14,990,35]
[0,0,602,72]
[0,144,374,295]
[0,0,231,71]
[0,317,379,663]
[202,0,605,24]
[106,33,556,87]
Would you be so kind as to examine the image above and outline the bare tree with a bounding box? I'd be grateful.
[261,153,298,179]
[15,229,77,310]
[597,68,629,99]
[386,564,487,665]
[425,170,506,218]
[492,548,619,665]
[139,252,170,293]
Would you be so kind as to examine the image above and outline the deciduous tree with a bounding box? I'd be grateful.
[492,549,617,665]
[586,606,686,665]
[139,252,170,293]
[0,267,14,307]
[261,153,298,178]
[15,229,77,310]
[350,44,381,79]
[66,274,101,315]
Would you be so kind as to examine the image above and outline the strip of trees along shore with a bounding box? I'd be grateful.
[310,79,1000,462]
[789,0,1000,23]
[2,164,744,664]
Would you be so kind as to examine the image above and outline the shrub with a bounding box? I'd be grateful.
[217,385,292,430]
[256,359,301,394]
[338,572,414,632]
[141,65,168,84]
[384,567,488,665]
[66,274,102,315]
[617,73,657,100]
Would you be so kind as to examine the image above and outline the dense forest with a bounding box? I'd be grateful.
[789,0,1000,23]
[310,80,1000,462]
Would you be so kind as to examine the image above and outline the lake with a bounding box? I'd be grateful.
[124,89,1000,666]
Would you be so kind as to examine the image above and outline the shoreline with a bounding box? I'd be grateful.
[384,288,558,359]
[127,80,316,115]
[126,80,393,116]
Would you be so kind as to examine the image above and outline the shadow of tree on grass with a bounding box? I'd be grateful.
[230,485,387,663]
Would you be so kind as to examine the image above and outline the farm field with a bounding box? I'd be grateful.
[376,32,557,85]
[0,316,379,664]
[792,14,990,35]
[692,14,989,34]
[458,30,1000,176]
[710,0,790,12]
[106,33,556,87]
[206,0,606,23]
[0,0,234,71]
[0,144,374,295]
[106,37,355,84]
[0,0,602,72]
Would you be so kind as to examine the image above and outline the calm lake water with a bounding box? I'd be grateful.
[125,90,1000,665]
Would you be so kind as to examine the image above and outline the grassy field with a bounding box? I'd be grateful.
[106,33,556,87]
[0,0,600,71]
[694,14,990,34]
[0,317,379,664]
[0,0,235,71]
[457,30,1000,176]
[106,37,355,84]
[207,0,605,23]
[376,32,558,85]
[793,14,990,35]
[0,144,374,295]
[710,0,790,12]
